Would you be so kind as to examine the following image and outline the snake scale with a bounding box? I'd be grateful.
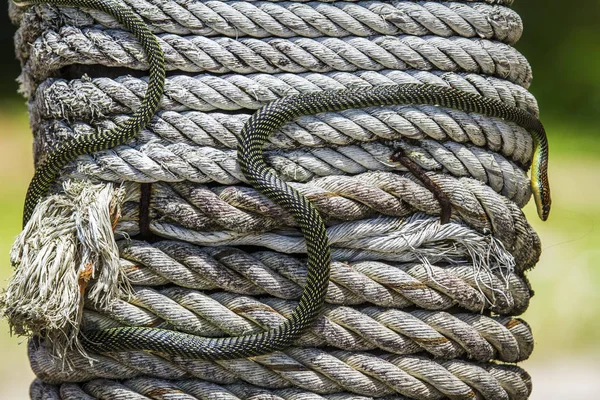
[16,0,551,359]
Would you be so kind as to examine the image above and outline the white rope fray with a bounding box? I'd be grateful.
[2,181,126,350]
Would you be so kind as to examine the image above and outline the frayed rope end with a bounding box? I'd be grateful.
[1,180,127,355]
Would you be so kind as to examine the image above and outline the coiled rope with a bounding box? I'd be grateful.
[4,0,544,398]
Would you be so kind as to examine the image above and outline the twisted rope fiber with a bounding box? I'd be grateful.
[100,240,533,316]
[36,103,537,167]
[136,215,527,270]
[9,0,519,68]
[5,0,546,398]
[34,290,535,376]
[31,70,540,117]
[12,10,536,292]
[79,287,535,362]
[22,29,534,86]
[29,373,531,400]
[13,1,524,43]
[124,173,530,237]
[113,178,541,270]
[63,140,533,206]
[30,346,532,399]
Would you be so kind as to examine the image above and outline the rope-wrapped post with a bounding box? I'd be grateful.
[3,0,547,398]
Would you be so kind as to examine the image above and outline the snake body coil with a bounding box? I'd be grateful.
[19,0,166,226]
[236,84,551,221]
[18,0,332,360]
[83,83,550,358]
[18,0,550,360]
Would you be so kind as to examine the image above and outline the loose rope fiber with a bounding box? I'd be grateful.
[3,0,545,399]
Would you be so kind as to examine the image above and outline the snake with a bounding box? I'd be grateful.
[16,0,331,360]
[231,85,550,222]
[16,0,551,360]
[82,83,550,358]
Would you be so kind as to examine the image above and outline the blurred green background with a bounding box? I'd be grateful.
[0,1,599,398]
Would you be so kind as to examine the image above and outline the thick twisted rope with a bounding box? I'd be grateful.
[4,0,545,398]
[30,375,530,400]
[14,1,524,42]
[117,240,532,315]
[126,175,530,233]
[31,70,539,116]
[110,177,540,269]
[30,341,533,399]
[23,30,533,85]
[79,287,534,362]
[58,141,532,204]
[36,105,536,167]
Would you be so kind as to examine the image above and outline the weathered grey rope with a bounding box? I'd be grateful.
[31,70,539,116]
[37,105,535,166]
[120,213,512,262]
[30,342,532,399]
[116,240,531,315]
[22,30,532,85]
[31,370,530,400]
[54,142,531,206]
[37,126,535,215]
[79,288,534,361]
[15,1,523,43]
[112,179,539,268]
[6,0,542,398]
[124,172,529,230]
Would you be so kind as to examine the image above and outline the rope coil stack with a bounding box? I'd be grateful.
[4,0,544,398]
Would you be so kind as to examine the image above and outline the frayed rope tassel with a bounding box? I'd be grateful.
[1,181,126,353]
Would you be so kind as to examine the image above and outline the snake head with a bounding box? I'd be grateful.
[536,195,551,221]
[532,183,551,221]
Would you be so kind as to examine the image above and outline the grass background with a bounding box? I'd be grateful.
[1,0,600,398]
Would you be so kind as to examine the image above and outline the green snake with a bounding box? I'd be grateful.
[17,0,551,360]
